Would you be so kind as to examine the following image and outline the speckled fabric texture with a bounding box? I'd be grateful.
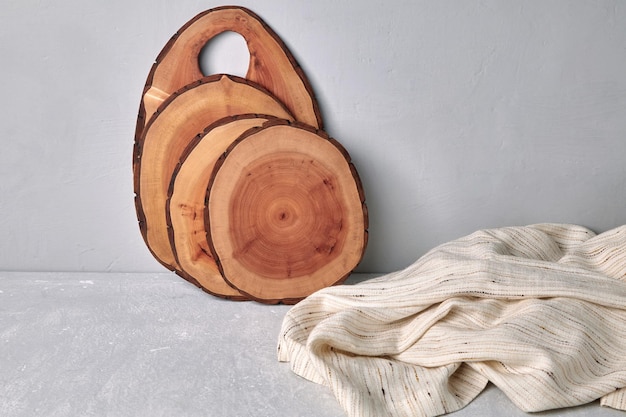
[279,224,626,417]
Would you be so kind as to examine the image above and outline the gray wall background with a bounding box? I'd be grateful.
[1,0,625,273]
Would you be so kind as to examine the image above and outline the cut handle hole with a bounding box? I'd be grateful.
[199,31,250,78]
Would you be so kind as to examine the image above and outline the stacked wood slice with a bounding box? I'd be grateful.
[133,6,368,304]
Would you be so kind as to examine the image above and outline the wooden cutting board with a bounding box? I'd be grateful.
[206,118,368,303]
[133,6,368,303]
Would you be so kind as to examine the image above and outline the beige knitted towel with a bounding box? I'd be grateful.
[278,223,626,417]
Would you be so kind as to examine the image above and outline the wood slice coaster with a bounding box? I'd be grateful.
[206,119,368,304]
[134,76,293,271]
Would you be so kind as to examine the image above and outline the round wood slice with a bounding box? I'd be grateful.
[206,120,368,304]
[167,115,276,299]
[136,5,322,141]
[134,76,294,271]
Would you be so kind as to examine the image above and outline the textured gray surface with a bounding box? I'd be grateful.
[0,272,623,417]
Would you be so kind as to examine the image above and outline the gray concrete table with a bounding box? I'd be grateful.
[0,272,622,417]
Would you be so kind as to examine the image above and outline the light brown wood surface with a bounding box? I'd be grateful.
[136,5,322,139]
[133,6,368,302]
[135,76,293,271]
[167,115,275,299]
[207,120,368,304]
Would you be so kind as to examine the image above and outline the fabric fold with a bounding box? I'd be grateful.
[278,224,626,417]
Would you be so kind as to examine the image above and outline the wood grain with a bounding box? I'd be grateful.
[135,76,293,271]
[132,6,367,302]
[167,115,275,299]
[135,5,322,142]
[207,120,368,304]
